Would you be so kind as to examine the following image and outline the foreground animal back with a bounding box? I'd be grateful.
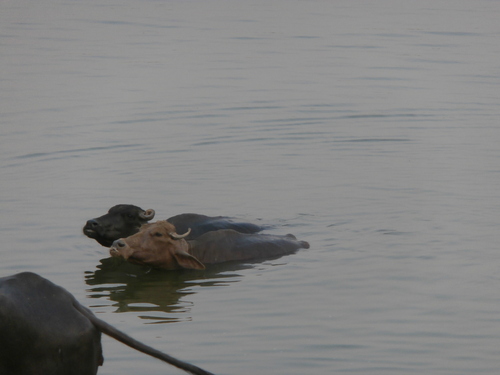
[0,272,103,375]
[0,272,213,375]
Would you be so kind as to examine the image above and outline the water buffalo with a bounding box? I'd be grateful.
[110,220,310,270]
[0,272,213,375]
[83,204,263,247]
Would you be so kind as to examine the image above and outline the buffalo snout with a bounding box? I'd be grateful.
[84,219,100,232]
[83,219,100,234]
[112,239,127,249]
[110,239,130,259]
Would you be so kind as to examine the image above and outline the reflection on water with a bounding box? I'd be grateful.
[85,257,251,323]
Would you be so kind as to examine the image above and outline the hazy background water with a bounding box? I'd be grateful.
[2,1,500,374]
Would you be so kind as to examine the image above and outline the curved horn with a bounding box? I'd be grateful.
[169,228,191,240]
[139,209,155,221]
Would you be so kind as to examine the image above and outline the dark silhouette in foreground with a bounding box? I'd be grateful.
[0,272,213,375]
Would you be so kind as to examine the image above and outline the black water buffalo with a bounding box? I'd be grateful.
[83,204,263,247]
[0,272,213,375]
[110,220,310,270]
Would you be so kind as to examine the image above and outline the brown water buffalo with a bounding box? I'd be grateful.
[109,220,310,270]
[0,272,213,375]
[83,204,263,247]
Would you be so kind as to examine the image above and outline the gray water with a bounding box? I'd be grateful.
[2,1,500,374]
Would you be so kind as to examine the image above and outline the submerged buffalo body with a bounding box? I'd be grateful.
[110,220,310,270]
[166,213,262,240]
[0,272,212,375]
[83,204,262,247]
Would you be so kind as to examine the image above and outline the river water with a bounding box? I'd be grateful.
[1,1,500,374]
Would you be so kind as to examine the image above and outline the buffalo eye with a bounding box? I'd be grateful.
[153,232,163,237]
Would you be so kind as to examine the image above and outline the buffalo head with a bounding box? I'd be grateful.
[83,204,155,247]
[109,221,205,270]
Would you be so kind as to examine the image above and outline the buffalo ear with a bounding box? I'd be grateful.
[173,251,206,270]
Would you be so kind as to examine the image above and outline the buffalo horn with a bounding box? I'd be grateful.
[139,209,155,220]
[169,228,191,240]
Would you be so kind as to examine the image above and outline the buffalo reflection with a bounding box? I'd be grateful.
[85,257,250,323]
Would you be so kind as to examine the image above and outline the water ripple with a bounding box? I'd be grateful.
[13,144,142,161]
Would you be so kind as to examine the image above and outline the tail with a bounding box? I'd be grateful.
[74,303,215,375]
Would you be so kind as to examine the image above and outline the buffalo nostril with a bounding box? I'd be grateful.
[112,239,126,248]
[86,219,100,229]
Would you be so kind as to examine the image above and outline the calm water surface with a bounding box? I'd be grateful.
[1,1,500,374]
